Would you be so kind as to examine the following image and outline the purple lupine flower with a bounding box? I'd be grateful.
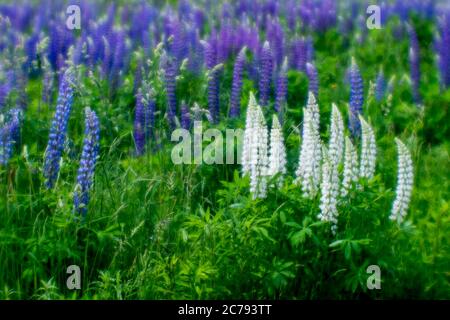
[43,69,74,188]
[408,24,421,104]
[164,57,177,128]
[169,19,188,68]
[145,97,155,140]
[203,40,220,123]
[266,18,284,67]
[274,57,288,115]
[348,57,364,137]
[290,38,306,72]
[74,107,100,217]
[134,90,146,156]
[230,47,246,118]
[306,62,319,98]
[306,36,315,62]
[435,11,450,89]
[0,108,21,166]
[110,30,127,92]
[259,41,273,107]
[180,102,191,130]
[375,69,386,102]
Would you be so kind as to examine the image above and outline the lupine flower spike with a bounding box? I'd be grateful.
[230,46,246,118]
[348,57,364,137]
[43,69,74,189]
[390,138,414,224]
[319,146,339,234]
[274,57,288,117]
[241,92,268,199]
[359,116,377,180]
[268,114,286,187]
[295,92,322,198]
[259,41,273,107]
[74,107,100,217]
[341,136,359,197]
[329,103,344,168]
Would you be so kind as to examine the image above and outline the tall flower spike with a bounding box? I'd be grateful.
[0,109,21,166]
[375,69,386,102]
[230,46,246,118]
[435,12,450,89]
[306,62,319,98]
[318,147,339,235]
[250,100,269,199]
[268,114,286,187]
[241,92,268,199]
[43,69,74,189]
[133,89,146,156]
[359,116,377,180]
[202,40,220,123]
[74,107,100,217]
[329,104,344,168]
[259,41,273,107]
[241,92,257,176]
[390,138,414,224]
[295,94,322,199]
[274,57,288,116]
[349,57,364,137]
[164,57,177,128]
[341,136,359,197]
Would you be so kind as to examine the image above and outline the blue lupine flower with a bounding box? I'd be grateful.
[435,11,450,89]
[375,69,387,102]
[164,56,178,128]
[306,62,319,98]
[181,102,191,130]
[134,90,146,156]
[230,47,246,118]
[74,107,100,217]
[43,69,74,188]
[348,57,364,137]
[203,40,220,123]
[0,108,21,166]
[274,57,288,115]
[259,41,273,107]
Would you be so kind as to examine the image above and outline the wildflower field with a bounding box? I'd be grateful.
[0,0,449,300]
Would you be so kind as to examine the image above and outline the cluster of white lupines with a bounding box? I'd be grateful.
[359,116,377,179]
[390,138,414,224]
[241,92,269,199]
[295,92,322,198]
[341,136,359,197]
[319,147,340,234]
[268,115,287,187]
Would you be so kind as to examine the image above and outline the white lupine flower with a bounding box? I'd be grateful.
[241,93,258,175]
[307,91,320,133]
[318,147,340,234]
[242,92,269,199]
[268,114,287,187]
[250,102,269,199]
[329,103,344,167]
[295,104,322,198]
[341,136,359,197]
[390,138,414,224]
[359,116,377,180]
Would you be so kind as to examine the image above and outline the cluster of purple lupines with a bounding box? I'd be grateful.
[348,58,364,137]
[74,107,100,216]
[43,70,74,188]
[408,25,422,104]
[0,108,21,166]
[133,89,155,156]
